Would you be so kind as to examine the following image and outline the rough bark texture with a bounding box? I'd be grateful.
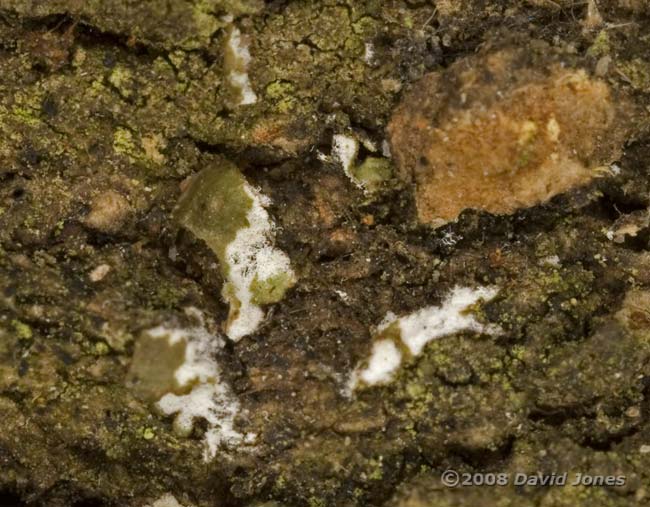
[1,1,650,507]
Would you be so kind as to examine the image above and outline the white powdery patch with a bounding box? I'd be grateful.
[146,493,193,507]
[332,134,362,187]
[226,26,257,105]
[149,309,255,461]
[223,184,295,341]
[357,339,402,385]
[381,139,392,158]
[158,384,255,461]
[334,289,350,303]
[364,42,375,65]
[348,286,499,392]
[393,286,499,356]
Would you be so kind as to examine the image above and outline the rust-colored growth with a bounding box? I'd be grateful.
[388,48,635,227]
[22,24,76,72]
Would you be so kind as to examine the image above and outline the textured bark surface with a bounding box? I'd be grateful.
[387,46,637,227]
[1,1,650,507]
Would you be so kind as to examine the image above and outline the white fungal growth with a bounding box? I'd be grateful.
[223,184,295,341]
[332,134,362,187]
[357,339,402,385]
[175,164,296,342]
[364,42,375,65]
[225,26,257,106]
[149,309,255,461]
[146,493,193,507]
[348,286,500,392]
[334,289,350,303]
[392,286,499,356]
[158,384,255,461]
[381,139,392,158]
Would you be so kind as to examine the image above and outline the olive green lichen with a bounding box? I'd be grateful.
[175,162,252,264]
[174,161,295,339]
[352,157,393,190]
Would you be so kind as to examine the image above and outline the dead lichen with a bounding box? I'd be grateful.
[83,190,133,233]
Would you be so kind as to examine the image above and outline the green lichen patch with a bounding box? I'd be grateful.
[175,161,252,266]
[127,332,188,402]
[174,160,295,339]
[249,271,296,305]
[351,157,393,190]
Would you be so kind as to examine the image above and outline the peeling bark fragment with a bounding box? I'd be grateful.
[388,46,637,227]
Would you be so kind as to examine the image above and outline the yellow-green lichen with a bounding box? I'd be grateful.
[11,320,32,340]
[351,157,393,190]
[113,127,138,161]
[94,341,110,356]
[587,29,611,57]
[142,427,156,440]
[174,162,252,266]
[191,0,222,48]
[618,58,650,93]
[11,106,41,126]
[250,271,296,305]
[108,65,134,98]
[266,80,295,100]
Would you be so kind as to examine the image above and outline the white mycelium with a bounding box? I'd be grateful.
[146,493,193,507]
[348,286,499,392]
[226,26,257,105]
[149,309,255,461]
[332,134,362,187]
[223,184,295,341]
[394,286,499,356]
[357,338,402,385]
